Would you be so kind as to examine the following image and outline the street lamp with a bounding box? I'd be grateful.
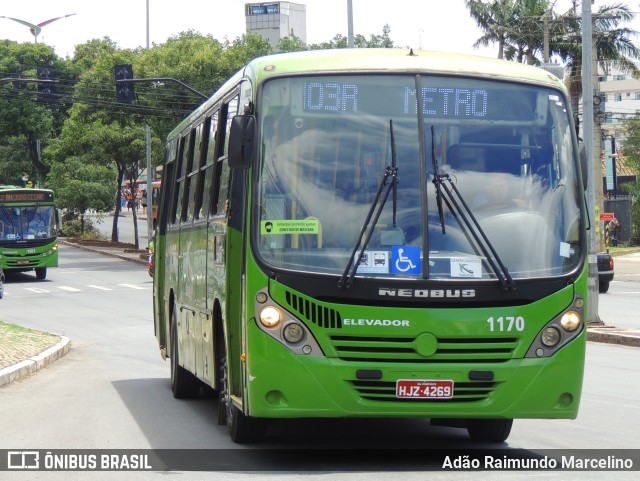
[0,13,76,43]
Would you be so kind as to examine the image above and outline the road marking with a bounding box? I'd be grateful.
[117,283,148,290]
[56,286,83,292]
[87,285,114,291]
[24,288,50,293]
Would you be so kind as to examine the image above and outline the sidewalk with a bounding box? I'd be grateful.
[1,242,639,387]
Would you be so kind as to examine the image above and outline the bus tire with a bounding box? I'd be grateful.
[218,347,266,443]
[35,268,47,280]
[466,418,513,443]
[170,308,200,399]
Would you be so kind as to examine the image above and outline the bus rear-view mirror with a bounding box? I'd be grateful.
[229,115,255,169]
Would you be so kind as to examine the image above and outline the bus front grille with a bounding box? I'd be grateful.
[349,379,498,403]
[330,335,517,363]
[285,291,342,329]
[0,239,52,248]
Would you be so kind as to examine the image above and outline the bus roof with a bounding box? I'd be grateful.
[0,185,54,194]
[246,48,565,90]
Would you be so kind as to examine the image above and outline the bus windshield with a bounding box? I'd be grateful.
[0,205,57,241]
[255,74,583,281]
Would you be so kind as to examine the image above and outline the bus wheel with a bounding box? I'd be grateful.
[170,309,200,399]
[35,268,47,280]
[466,419,513,443]
[218,349,266,443]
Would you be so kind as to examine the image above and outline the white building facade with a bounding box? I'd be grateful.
[245,2,307,50]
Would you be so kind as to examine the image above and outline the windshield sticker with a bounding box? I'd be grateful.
[391,246,421,275]
[559,242,571,258]
[450,258,482,278]
[261,219,319,235]
[356,250,389,273]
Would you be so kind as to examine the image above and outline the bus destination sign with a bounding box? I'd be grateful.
[0,191,53,203]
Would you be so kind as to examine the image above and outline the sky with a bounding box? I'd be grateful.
[0,0,639,61]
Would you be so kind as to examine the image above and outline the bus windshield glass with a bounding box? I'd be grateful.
[255,74,582,281]
[0,205,57,241]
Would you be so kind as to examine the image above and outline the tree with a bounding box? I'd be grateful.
[46,156,115,235]
[466,0,552,63]
[466,0,525,60]
[277,35,307,53]
[0,40,71,183]
[620,118,640,244]
[553,2,640,115]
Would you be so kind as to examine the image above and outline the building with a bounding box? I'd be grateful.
[245,2,307,50]
[598,63,640,147]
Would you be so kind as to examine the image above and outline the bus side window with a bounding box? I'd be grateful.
[179,130,196,223]
[186,123,204,221]
[167,138,181,226]
[171,134,188,224]
[199,111,219,219]
[213,94,239,216]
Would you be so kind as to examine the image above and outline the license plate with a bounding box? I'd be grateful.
[396,379,454,399]
[17,260,30,265]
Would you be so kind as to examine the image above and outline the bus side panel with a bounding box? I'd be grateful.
[207,216,227,387]
[165,227,181,349]
[178,221,213,384]
[154,163,174,354]
[177,224,197,375]
[225,166,249,410]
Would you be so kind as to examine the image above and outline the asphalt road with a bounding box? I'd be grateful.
[1,246,640,480]
[599,252,640,331]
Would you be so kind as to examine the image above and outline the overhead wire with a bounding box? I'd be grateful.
[0,70,209,121]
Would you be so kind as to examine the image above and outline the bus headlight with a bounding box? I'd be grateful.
[282,322,305,344]
[259,306,282,328]
[541,327,561,347]
[560,310,581,332]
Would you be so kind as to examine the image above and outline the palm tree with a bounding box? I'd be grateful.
[552,1,640,115]
[467,1,640,118]
[466,0,519,59]
[465,0,551,63]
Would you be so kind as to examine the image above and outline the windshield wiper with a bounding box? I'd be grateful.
[430,125,446,234]
[432,173,516,291]
[338,121,399,289]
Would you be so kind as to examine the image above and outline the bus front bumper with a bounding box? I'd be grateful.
[245,322,585,420]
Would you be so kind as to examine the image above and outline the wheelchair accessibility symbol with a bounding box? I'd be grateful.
[392,246,421,274]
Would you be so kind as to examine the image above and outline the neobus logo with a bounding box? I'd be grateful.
[378,288,476,298]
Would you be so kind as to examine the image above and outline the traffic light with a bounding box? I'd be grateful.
[114,64,135,102]
[36,66,56,102]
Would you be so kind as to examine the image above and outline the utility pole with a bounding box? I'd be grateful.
[582,1,602,325]
[145,0,153,247]
[347,0,354,48]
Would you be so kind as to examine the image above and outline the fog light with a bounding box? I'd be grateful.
[541,327,561,347]
[256,292,268,304]
[259,306,281,328]
[560,310,581,332]
[283,322,305,344]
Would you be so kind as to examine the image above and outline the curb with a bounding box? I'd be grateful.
[586,328,640,347]
[0,336,70,387]
[59,240,147,265]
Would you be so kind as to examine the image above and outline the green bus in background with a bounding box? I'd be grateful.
[0,186,60,280]
[153,49,589,443]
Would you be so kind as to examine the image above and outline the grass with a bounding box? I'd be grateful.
[0,320,61,370]
[607,245,640,255]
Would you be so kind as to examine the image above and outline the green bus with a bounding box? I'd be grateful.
[0,186,60,280]
[153,49,588,443]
